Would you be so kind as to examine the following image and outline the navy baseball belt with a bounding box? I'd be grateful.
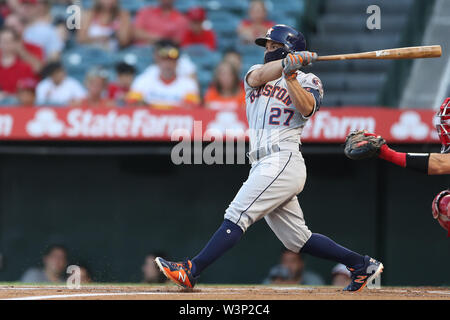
[247,143,302,162]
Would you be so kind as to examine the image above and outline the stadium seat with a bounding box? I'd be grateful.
[82,0,151,11]
[197,69,213,94]
[216,37,238,52]
[350,60,392,72]
[345,73,386,91]
[80,0,93,9]
[237,44,261,57]
[341,92,379,106]
[119,0,148,13]
[272,0,304,18]
[217,0,248,14]
[318,14,408,34]
[112,46,153,73]
[62,46,115,82]
[316,73,346,91]
[65,45,114,63]
[321,91,379,107]
[303,60,350,74]
[268,12,298,26]
[325,0,413,15]
[0,96,19,106]
[208,10,240,35]
[308,35,356,54]
[183,45,221,71]
[355,34,402,52]
[308,34,401,55]
[174,0,201,12]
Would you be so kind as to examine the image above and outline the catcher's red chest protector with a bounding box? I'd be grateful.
[432,190,450,237]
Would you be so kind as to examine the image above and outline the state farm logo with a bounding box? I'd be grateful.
[25,108,193,138]
[26,109,65,137]
[391,111,429,140]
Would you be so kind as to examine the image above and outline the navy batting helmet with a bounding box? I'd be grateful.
[255,24,306,63]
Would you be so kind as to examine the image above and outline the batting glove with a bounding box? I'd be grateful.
[282,51,318,79]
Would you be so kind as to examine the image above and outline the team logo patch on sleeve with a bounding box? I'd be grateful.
[312,77,324,97]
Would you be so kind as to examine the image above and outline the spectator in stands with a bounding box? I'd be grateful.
[0,27,35,100]
[20,0,64,60]
[77,0,132,51]
[36,61,87,106]
[237,0,274,44]
[223,48,243,77]
[108,62,136,106]
[148,47,197,80]
[262,264,293,285]
[142,252,167,284]
[263,248,325,285]
[204,61,245,111]
[331,263,352,287]
[20,244,68,283]
[76,66,113,107]
[130,39,200,109]
[4,13,44,73]
[181,7,216,51]
[0,0,20,17]
[134,0,188,45]
[77,264,93,284]
[16,77,37,106]
[123,90,145,107]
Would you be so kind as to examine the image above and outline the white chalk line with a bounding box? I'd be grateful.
[3,292,187,300]
[427,291,450,295]
[0,287,317,300]
[2,291,245,300]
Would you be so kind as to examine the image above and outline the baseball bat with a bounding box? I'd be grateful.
[316,45,442,61]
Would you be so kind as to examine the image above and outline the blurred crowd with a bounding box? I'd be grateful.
[20,244,351,286]
[0,0,282,110]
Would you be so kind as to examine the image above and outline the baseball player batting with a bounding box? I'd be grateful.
[155,24,383,292]
[344,97,450,236]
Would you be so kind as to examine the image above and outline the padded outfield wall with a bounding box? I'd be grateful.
[0,143,448,286]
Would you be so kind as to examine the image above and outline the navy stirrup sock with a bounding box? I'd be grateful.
[300,233,365,269]
[191,219,243,278]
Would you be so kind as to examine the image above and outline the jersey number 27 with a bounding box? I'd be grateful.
[268,107,295,126]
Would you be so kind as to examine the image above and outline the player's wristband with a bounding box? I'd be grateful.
[405,153,430,174]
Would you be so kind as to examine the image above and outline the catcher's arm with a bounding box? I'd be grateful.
[344,131,445,175]
[374,134,450,175]
[428,153,450,175]
[377,143,430,174]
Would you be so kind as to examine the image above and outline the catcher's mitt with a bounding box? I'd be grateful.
[344,130,386,160]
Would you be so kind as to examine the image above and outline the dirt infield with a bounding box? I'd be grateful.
[0,284,449,300]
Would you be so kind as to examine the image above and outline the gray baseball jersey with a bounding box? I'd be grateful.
[224,65,324,252]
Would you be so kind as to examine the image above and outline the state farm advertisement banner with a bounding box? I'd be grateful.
[0,107,440,143]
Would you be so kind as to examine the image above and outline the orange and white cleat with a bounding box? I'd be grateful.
[155,257,197,288]
[344,256,384,292]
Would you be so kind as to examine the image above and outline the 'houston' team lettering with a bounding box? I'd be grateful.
[249,84,292,106]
